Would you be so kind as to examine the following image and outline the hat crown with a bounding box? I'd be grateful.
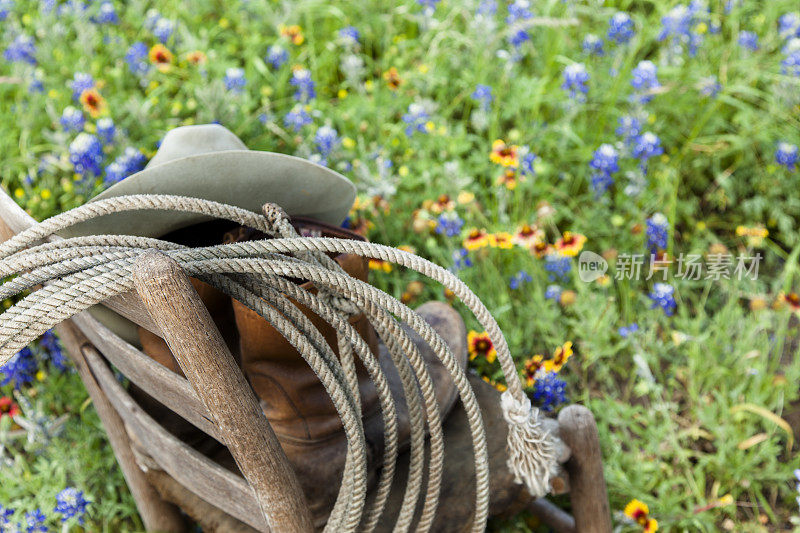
[147,124,248,168]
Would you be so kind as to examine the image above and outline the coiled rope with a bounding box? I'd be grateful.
[0,194,559,532]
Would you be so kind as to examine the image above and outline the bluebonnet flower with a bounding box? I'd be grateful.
[314,125,340,161]
[509,270,532,290]
[782,47,800,77]
[737,30,758,51]
[646,213,669,252]
[616,115,641,144]
[779,12,800,40]
[590,144,619,174]
[69,133,104,176]
[618,323,639,338]
[582,34,605,56]
[417,0,440,14]
[590,173,615,196]
[776,142,798,171]
[153,18,175,43]
[54,487,90,524]
[94,1,118,24]
[96,117,115,144]
[544,253,571,282]
[471,84,493,111]
[450,248,473,272]
[476,0,497,16]
[435,212,464,237]
[290,68,316,102]
[266,45,288,69]
[60,107,85,133]
[402,103,430,136]
[519,148,537,176]
[631,60,659,103]
[508,29,530,49]
[1,347,37,389]
[4,34,37,64]
[0,0,14,20]
[632,132,663,164]
[125,42,150,76]
[104,147,145,185]
[545,284,563,301]
[506,0,532,23]
[658,3,708,57]
[40,330,68,372]
[23,509,47,532]
[283,106,312,132]
[561,63,589,100]
[29,74,44,93]
[698,75,721,97]
[223,67,246,92]
[649,283,677,316]
[69,72,95,101]
[339,26,360,47]
[0,505,13,528]
[607,12,634,45]
[531,371,567,412]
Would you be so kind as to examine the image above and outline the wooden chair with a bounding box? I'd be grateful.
[0,189,612,532]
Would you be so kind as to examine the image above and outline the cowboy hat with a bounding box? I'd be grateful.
[61,123,356,238]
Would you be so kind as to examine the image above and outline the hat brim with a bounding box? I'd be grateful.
[60,150,356,238]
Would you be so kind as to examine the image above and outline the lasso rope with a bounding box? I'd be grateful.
[0,194,560,531]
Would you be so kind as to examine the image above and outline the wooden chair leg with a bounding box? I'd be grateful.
[558,405,613,533]
[56,321,187,533]
[132,250,313,533]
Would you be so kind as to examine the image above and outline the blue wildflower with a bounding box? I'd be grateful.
[776,142,798,171]
[590,173,614,196]
[266,45,288,69]
[590,144,619,174]
[29,74,44,93]
[618,323,639,338]
[283,106,312,132]
[508,29,530,49]
[417,0,441,12]
[40,330,68,372]
[60,107,85,133]
[435,212,464,237]
[104,147,145,185]
[561,63,589,100]
[506,0,532,23]
[54,487,90,524]
[1,348,37,389]
[531,371,567,412]
[290,68,316,102]
[632,132,663,162]
[0,505,13,528]
[607,12,634,45]
[339,26,360,47]
[582,33,605,56]
[737,30,758,51]
[96,117,115,144]
[509,270,532,290]
[450,248,473,272]
[402,103,430,136]
[153,18,175,43]
[476,0,497,16]
[779,12,800,40]
[69,72,95,101]
[69,133,104,176]
[23,509,47,532]
[520,148,537,176]
[646,213,669,252]
[223,67,246,93]
[94,1,118,24]
[471,84,493,111]
[4,34,37,64]
[698,75,721,97]
[630,60,659,103]
[782,48,800,77]
[544,253,571,282]
[649,283,677,316]
[125,42,150,77]
[616,115,641,144]
[0,0,14,20]
[545,284,563,301]
[314,125,340,162]
[658,3,708,56]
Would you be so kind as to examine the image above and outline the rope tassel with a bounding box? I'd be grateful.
[500,391,559,498]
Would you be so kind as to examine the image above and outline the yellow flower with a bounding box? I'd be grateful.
[467,331,497,363]
[368,258,393,273]
[482,376,507,392]
[735,225,768,247]
[149,44,173,71]
[544,341,573,373]
[383,67,402,90]
[280,24,304,45]
[555,231,586,257]
[186,50,207,65]
[40,189,51,200]
[496,169,519,190]
[490,139,519,167]
[523,355,545,387]
[457,191,475,204]
[488,232,514,249]
[397,244,417,254]
[463,228,489,250]
[79,88,106,118]
[624,499,658,532]
[513,223,544,247]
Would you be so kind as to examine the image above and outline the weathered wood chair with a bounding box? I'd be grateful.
[0,189,612,532]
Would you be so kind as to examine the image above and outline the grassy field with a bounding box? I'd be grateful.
[1,0,800,530]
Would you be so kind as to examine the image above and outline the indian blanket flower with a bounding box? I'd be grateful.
[290,67,316,102]
[496,169,519,190]
[531,371,567,412]
[582,33,605,56]
[471,84,493,111]
[79,88,106,118]
[368,258,392,273]
[0,395,20,419]
[509,270,532,290]
[60,106,85,133]
[54,487,91,524]
[561,63,590,100]
[69,72,95,101]
[738,30,758,51]
[544,253,571,281]
[435,212,464,237]
[467,330,497,363]
[646,213,669,252]
[488,232,514,249]
[186,50,207,65]
[607,12,635,45]
[69,133,104,176]
[428,194,455,213]
[514,223,544,247]
[384,67,402,90]
[490,139,519,167]
[783,292,800,312]
[283,106,312,132]
[631,60,660,103]
[522,355,545,387]
[4,34,36,64]
[149,44,173,71]
[266,45,288,69]
[531,240,552,259]
[104,147,146,185]
[223,67,246,92]
[555,231,586,257]
[649,283,677,316]
[775,142,798,171]
[402,103,430,136]
[96,117,115,144]
[125,42,150,76]
[280,24,304,45]
[463,228,489,250]
[624,499,658,532]
[545,341,573,373]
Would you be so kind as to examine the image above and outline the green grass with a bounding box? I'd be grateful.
[1,0,800,530]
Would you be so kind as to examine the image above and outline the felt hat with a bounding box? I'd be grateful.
[62,123,356,238]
